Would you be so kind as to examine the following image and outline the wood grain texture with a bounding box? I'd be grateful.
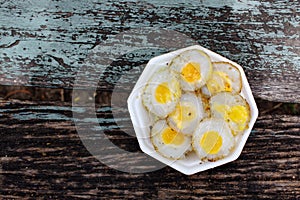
[0,0,299,199]
[0,99,299,199]
[0,0,299,102]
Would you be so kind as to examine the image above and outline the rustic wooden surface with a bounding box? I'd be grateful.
[0,99,299,199]
[0,0,299,199]
[0,0,299,102]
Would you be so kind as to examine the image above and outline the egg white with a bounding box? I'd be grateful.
[210,92,251,135]
[205,62,242,96]
[142,68,181,118]
[169,49,212,91]
[192,118,234,161]
[151,120,192,159]
[167,92,205,135]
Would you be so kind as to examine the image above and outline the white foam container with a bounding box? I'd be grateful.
[127,45,258,175]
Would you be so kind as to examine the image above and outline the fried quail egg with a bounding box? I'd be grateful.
[142,68,181,118]
[169,49,213,91]
[167,93,205,135]
[210,92,251,135]
[206,62,242,96]
[151,120,192,159]
[192,118,234,160]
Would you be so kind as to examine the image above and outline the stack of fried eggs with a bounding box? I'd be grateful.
[142,49,251,161]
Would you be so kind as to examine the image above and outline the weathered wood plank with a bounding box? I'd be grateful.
[0,0,299,102]
[0,99,299,199]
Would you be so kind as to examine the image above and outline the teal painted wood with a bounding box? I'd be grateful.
[0,99,299,199]
[0,0,299,102]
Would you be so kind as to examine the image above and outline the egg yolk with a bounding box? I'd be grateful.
[228,105,249,130]
[207,71,232,94]
[155,82,172,104]
[214,104,249,132]
[161,127,185,145]
[181,62,201,83]
[200,131,223,154]
[170,102,196,129]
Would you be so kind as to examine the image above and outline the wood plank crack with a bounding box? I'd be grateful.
[0,40,20,48]
[46,55,71,69]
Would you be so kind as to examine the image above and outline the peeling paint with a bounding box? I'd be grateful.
[12,112,71,121]
[0,0,299,102]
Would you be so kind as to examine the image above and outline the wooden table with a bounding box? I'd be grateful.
[0,0,299,199]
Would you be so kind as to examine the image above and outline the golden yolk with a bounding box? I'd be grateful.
[214,104,249,132]
[170,102,195,129]
[207,71,232,94]
[155,82,172,104]
[228,105,249,130]
[181,62,201,83]
[161,127,184,145]
[200,131,223,154]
